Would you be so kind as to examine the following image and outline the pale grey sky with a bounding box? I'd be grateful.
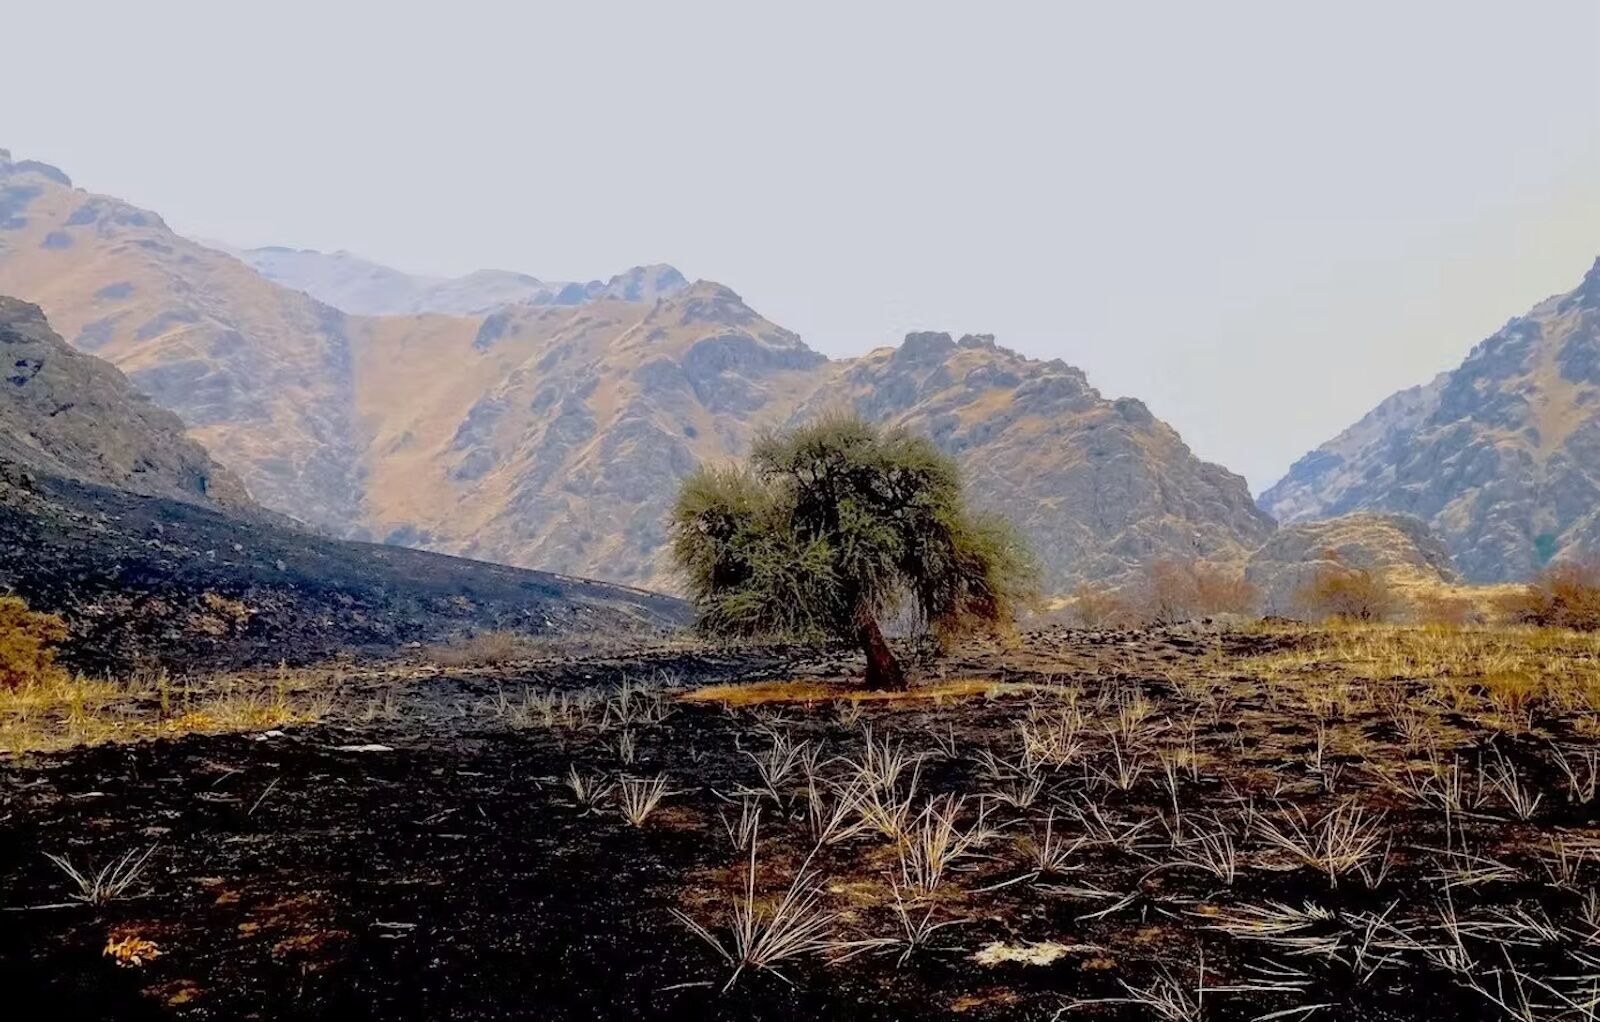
[6,1,1598,491]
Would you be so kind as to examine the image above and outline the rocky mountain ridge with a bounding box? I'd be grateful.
[225,244,690,317]
[0,148,1275,593]
[1262,257,1600,581]
[0,289,685,669]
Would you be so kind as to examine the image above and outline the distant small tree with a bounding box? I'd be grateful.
[0,596,68,689]
[1069,582,1136,629]
[1504,560,1600,631]
[1413,591,1477,627]
[1138,559,1198,625]
[669,416,1036,689]
[1134,558,1258,624]
[1192,562,1260,618]
[1296,564,1399,623]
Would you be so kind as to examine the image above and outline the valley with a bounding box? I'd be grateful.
[0,150,1273,593]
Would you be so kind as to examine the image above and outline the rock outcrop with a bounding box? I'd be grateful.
[1261,258,1600,581]
[1244,512,1460,614]
[0,296,252,509]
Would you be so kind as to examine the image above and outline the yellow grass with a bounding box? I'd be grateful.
[0,668,336,757]
[1238,621,1600,735]
[678,677,1033,708]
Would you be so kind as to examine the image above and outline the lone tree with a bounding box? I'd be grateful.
[669,415,1035,689]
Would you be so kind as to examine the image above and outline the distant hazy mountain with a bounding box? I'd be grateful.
[225,244,689,317]
[1262,258,1600,581]
[0,147,1273,592]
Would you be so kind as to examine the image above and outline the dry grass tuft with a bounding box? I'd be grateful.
[422,630,527,667]
[0,667,336,756]
[679,677,1030,708]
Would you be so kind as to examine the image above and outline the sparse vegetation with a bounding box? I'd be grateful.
[45,844,158,905]
[1123,558,1261,625]
[616,774,672,826]
[1504,559,1600,631]
[0,665,336,756]
[423,629,528,667]
[9,622,1600,1019]
[1296,561,1400,622]
[0,595,68,690]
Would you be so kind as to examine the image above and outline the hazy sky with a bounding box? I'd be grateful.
[7,1,1598,491]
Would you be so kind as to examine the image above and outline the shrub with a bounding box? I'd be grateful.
[1504,561,1600,631]
[424,630,525,667]
[1192,562,1260,618]
[1412,591,1478,627]
[1068,583,1137,628]
[0,596,69,689]
[1134,559,1258,624]
[1295,565,1399,623]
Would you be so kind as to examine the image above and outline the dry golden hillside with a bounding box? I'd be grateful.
[346,283,831,583]
[0,150,1274,592]
[0,153,364,531]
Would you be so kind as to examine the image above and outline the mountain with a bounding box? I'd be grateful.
[0,296,250,509]
[227,245,690,317]
[1262,258,1600,581]
[0,148,1274,593]
[804,332,1274,588]
[346,280,831,583]
[1244,512,1459,614]
[0,299,684,671]
[0,150,366,532]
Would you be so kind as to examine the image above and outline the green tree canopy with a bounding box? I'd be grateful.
[669,415,1035,688]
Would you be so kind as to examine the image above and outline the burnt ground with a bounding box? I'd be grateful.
[3,628,1600,1021]
[0,466,686,674]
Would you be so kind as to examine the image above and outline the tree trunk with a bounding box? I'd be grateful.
[855,605,906,691]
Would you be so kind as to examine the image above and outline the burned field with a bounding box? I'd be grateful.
[4,627,1600,1020]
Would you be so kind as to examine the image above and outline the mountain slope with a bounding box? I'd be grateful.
[803,333,1274,588]
[0,296,251,509]
[0,300,684,670]
[345,300,1272,590]
[0,150,365,532]
[0,148,1274,593]
[1244,512,1459,614]
[1262,258,1600,581]
[346,281,830,582]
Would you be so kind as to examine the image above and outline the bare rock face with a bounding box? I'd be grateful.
[1262,257,1600,582]
[0,296,251,509]
[0,148,1275,594]
[1244,512,1459,615]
